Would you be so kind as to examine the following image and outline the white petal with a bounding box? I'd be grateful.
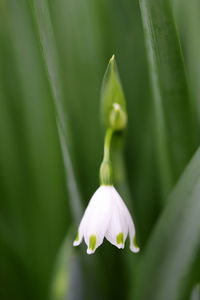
[127,218,140,253]
[105,209,127,249]
[105,188,128,249]
[84,186,114,253]
[111,186,140,253]
[125,210,140,252]
[74,186,114,254]
[73,203,90,247]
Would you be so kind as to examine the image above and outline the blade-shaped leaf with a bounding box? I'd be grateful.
[32,0,83,223]
[173,0,200,119]
[134,147,200,300]
[0,1,71,298]
[139,0,199,200]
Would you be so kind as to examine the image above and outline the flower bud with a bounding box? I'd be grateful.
[101,55,127,131]
[109,103,127,131]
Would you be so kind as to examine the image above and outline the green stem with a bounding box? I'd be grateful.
[99,128,114,185]
[103,128,113,162]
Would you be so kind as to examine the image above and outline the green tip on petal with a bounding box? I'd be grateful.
[133,235,139,249]
[73,232,80,247]
[116,232,124,245]
[74,233,79,242]
[89,235,96,251]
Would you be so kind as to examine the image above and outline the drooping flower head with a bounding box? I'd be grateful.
[73,185,139,254]
[73,56,140,255]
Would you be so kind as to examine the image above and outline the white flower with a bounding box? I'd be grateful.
[73,185,139,254]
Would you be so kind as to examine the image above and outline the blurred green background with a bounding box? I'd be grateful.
[1,0,200,299]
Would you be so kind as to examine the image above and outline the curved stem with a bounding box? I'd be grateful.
[99,128,114,185]
[103,128,113,162]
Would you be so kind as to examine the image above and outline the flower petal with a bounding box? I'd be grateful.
[125,210,140,253]
[111,186,140,253]
[81,186,113,253]
[105,201,128,249]
[73,232,82,247]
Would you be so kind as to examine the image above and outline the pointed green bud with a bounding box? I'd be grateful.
[101,55,127,131]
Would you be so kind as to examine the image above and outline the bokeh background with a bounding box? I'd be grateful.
[1,0,200,299]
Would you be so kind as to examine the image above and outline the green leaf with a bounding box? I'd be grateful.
[0,1,71,298]
[173,0,200,121]
[139,0,199,199]
[32,0,83,223]
[50,233,71,300]
[134,147,200,300]
[48,0,104,202]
